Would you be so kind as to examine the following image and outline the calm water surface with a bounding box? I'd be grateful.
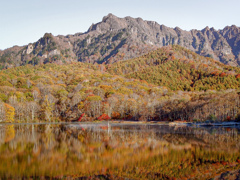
[0,122,240,179]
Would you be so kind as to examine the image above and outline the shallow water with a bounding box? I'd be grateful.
[0,122,240,179]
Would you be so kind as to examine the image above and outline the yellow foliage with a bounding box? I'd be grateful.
[15,91,24,101]
[78,102,84,110]
[5,125,15,142]
[117,87,133,95]
[99,85,113,92]
[86,95,102,101]
[42,96,54,121]
[4,104,15,122]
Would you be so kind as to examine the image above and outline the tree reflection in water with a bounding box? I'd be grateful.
[0,123,239,179]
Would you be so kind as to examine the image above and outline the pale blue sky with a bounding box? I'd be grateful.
[0,0,239,50]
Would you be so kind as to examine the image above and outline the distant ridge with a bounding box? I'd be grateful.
[1,13,240,68]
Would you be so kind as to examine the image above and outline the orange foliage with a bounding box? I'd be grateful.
[236,74,240,79]
[100,126,108,130]
[220,161,228,166]
[100,85,112,91]
[85,89,93,94]
[220,72,226,77]
[140,80,148,84]
[189,60,194,64]
[112,112,121,119]
[97,113,111,121]
[211,71,220,76]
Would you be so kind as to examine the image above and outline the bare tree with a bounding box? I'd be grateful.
[27,101,39,121]
[0,101,5,121]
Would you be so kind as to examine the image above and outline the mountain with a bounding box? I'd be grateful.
[0,43,240,122]
[107,45,240,91]
[1,14,240,68]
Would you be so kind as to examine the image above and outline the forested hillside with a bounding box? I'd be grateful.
[0,54,239,122]
[107,45,240,91]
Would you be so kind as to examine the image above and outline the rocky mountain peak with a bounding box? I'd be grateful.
[201,26,210,34]
[174,27,183,35]
[102,13,118,22]
[88,13,128,33]
[1,14,240,68]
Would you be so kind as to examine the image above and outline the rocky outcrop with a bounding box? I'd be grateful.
[25,44,33,54]
[85,14,240,66]
[0,14,240,67]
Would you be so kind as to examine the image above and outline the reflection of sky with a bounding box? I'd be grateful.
[0,0,239,50]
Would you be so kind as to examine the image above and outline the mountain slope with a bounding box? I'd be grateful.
[106,45,240,91]
[1,14,240,68]
[0,61,239,122]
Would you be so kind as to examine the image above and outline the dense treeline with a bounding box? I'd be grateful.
[0,59,239,122]
[107,45,240,91]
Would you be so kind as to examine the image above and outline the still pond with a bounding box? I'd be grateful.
[0,122,240,179]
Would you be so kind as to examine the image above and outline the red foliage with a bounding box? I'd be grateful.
[81,127,85,131]
[220,72,226,77]
[236,74,240,79]
[98,113,111,121]
[226,116,231,121]
[100,126,108,130]
[78,113,86,121]
[220,161,228,166]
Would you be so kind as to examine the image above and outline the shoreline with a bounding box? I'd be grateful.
[0,120,239,128]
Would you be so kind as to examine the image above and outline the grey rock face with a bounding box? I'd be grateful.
[1,14,240,67]
[81,14,240,66]
[86,14,239,66]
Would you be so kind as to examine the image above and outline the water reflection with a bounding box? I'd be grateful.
[0,123,240,179]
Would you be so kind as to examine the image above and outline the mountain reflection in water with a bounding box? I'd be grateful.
[0,123,240,179]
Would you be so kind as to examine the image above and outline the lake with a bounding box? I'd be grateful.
[0,122,240,179]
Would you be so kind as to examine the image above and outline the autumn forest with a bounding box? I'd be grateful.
[0,45,239,123]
